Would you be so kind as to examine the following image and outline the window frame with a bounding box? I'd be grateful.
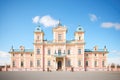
[58,34,62,41]
[13,61,15,67]
[78,60,81,66]
[30,61,33,67]
[94,61,97,67]
[37,48,40,54]
[86,61,88,67]
[37,59,40,67]
[21,61,24,67]
[58,49,61,55]
[67,60,71,67]
[102,61,105,67]
[48,60,51,66]
[48,49,51,55]
[78,49,81,54]
[68,49,70,55]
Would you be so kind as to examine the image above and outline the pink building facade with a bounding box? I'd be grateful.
[9,23,108,71]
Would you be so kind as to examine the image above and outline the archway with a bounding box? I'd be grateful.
[57,61,62,70]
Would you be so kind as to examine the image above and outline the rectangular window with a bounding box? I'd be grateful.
[103,53,105,56]
[86,54,88,56]
[30,61,33,67]
[95,53,97,56]
[37,49,40,54]
[67,60,71,67]
[102,61,105,67]
[86,61,88,66]
[78,49,81,54]
[64,50,65,54]
[48,60,50,66]
[48,49,51,55]
[37,60,40,67]
[78,60,81,66]
[13,61,15,67]
[58,50,61,55]
[55,50,56,54]
[58,34,62,40]
[79,36,81,40]
[37,36,39,40]
[94,61,97,67]
[21,54,23,56]
[68,50,70,55]
[21,61,24,67]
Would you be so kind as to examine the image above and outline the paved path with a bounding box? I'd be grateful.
[0,71,120,80]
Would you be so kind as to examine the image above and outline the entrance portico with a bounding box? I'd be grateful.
[55,57,65,71]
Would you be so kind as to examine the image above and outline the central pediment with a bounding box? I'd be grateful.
[53,26,67,32]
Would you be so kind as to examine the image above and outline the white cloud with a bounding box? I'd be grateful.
[89,14,98,22]
[108,50,120,65]
[32,16,40,24]
[0,51,10,65]
[101,22,120,30]
[40,15,59,27]
[32,15,59,27]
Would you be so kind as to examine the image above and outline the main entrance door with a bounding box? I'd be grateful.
[57,61,62,70]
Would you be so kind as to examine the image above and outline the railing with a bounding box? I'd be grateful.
[54,53,66,57]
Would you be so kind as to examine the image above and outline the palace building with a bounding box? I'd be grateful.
[9,22,108,71]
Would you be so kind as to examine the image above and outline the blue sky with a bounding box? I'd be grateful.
[0,0,120,65]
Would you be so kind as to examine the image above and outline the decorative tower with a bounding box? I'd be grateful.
[74,25,85,71]
[74,25,84,42]
[53,21,67,43]
[33,25,44,70]
[34,25,44,43]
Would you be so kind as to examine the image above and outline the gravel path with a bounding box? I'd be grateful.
[0,71,120,80]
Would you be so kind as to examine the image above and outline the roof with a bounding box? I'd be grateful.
[34,26,43,32]
[11,49,33,52]
[85,49,108,52]
[76,25,84,32]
